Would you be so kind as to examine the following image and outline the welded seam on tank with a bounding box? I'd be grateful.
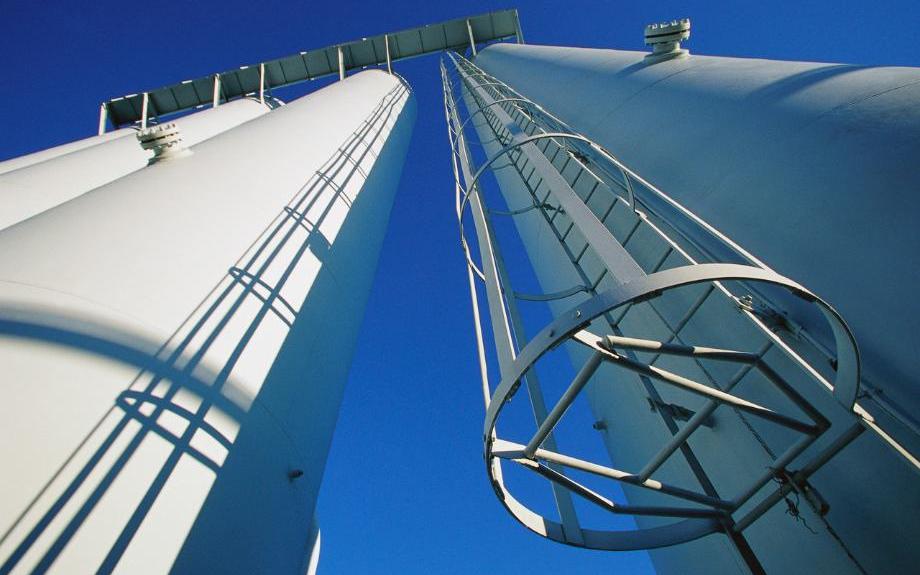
[479,47,713,129]
[591,61,716,127]
[688,75,920,207]
[788,77,920,138]
[0,279,159,333]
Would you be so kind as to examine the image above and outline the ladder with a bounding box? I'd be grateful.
[440,51,888,571]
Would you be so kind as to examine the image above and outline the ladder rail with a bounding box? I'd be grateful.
[443,52,877,560]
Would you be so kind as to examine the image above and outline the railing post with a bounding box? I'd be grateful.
[98,103,108,135]
[466,19,477,56]
[337,46,345,81]
[259,63,265,105]
[140,92,149,129]
[212,74,221,108]
[384,35,392,74]
[514,9,525,44]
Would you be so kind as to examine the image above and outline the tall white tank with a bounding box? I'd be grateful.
[0,98,273,231]
[456,43,920,574]
[475,43,920,422]
[0,129,135,176]
[0,69,415,574]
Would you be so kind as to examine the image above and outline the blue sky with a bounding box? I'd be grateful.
[1,1,917,573]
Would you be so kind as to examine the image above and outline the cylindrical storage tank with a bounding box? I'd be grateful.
[475,43,920,422]
[0,69,415,574]
[0,128,136,175]
[0,98,273,231]
[469,45,920,574]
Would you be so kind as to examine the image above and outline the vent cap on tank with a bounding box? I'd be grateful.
[644,18,691,63]
[136,122,191,164]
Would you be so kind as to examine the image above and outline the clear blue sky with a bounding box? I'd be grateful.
[1,1,917,573]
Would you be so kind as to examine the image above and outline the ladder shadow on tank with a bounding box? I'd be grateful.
[746,64,871,102]
[0,81,409,575]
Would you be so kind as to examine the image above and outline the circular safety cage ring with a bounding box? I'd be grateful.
[482,262,860,550]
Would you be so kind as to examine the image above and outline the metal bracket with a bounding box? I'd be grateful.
[647,397,714,428]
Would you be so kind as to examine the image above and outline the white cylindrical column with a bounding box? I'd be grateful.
[471,44,920,575]
[0,98,274,231]
[0,69,415,574]
[0,128,134,175]
[475,43,920,419]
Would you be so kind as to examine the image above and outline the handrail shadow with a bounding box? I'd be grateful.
[0,80,410,574]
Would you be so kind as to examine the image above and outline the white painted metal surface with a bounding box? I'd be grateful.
[0,69,415,573]
[0,128,134,176]
[475,44,920,427]
[452,46,920,574]
[0,98,273,231]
